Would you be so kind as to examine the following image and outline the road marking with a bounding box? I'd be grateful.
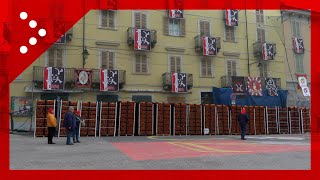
[246,136,305,140]
[168,142,252,153]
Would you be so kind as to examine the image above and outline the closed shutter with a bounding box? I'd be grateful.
[101,11,108,27]
[141,13,147,29]
[48,49,55,67]
[108,52,114,70]
[56,49,63,67]
[257,28,265,42]
[200,20,210,36]
[135,54,141,72]
[101,51,107,69]
[256,10,264,24]
[207,59,212,76]
[180,18,186,36]
[163,17,169,35]
[141,54,147,73]
[108,11,115,28]
[176,57,181,73]
[170,56,176,73]
[231,61,236,76]
[170,56,181,73]
[225,26,235,41]
[134,12,141,28]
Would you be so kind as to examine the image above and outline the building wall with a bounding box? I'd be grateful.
[10,10,287,130]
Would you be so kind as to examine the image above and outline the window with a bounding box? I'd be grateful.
[226,60,237,76]
[201,92,214,104]
[225,26,235,42]
[100,10,115,29]
[256,10,264,24]
[135,54,148,74]
[134,12,147,29]
[132,95,152,102]
[201,57,213,77]
[47,47,64,67]
[257,27,266,42]
[199,20,210,36]
[169,55,181,73]
[100,50,115,69]
[295,54,304,73]
[163,17,186,36]
[291,20,301,37]
[260,63,269,77]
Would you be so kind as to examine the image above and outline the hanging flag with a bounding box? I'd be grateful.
[262,43,275,60]
[302,86,310,96]
[75,69,92,88]
[265,78,278,96]
[100,69,119,92]
[171,73,187,93]
[134,28,151,51]
[202,37,217,56]
[247,77,263,96]
[43,67,65,90]
[293,37,304,54]
[296,74,308,92]
[232,76,246,95]
[168,10,183,18]
[225,10,238,26]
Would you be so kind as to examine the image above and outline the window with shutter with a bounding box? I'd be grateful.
[291,20,301,37]
[199,20,210,36]
[226,60,237,76]
[295,54,304,73]
[225,26,235,42]
[48,48,64,67]
[257,28,266,42]
[100,50,114,70]
[256,10,264,24]
[100,10,116,29]
[169,55,182,73]
[201,57,213,77]
[135,54,148,74]
[134,12,147,29]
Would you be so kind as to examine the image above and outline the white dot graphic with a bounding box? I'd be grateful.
[29,20,37,28]
[29,37,37,45]
[20,12,28,20]
[38,29,46,37]
[20,46,28,54]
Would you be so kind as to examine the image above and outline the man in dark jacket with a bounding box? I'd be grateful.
[237,107,249,140]
[64,106,76,145]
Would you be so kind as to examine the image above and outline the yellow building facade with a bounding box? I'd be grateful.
[10,10,287,130]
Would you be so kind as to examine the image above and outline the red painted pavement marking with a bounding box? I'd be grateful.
[111,140,309,161]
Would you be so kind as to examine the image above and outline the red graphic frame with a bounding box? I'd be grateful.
[0,0,319,179]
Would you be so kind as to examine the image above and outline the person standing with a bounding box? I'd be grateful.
[46,108,57,144]
[64,106,76,145]
[73,111,82,143]
[237,107,250,140]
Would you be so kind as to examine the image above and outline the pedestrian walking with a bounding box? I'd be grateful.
[64,106,76,145]
[237,107,249,140]
[73,111,83,143]
[46,108,57,144]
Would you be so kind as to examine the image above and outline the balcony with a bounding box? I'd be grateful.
[127,27,157,49]
[33,66,126,90]
[194,35,221,54]
[162,72,193,91]
[253,42,277,58]
[221,75,281,88]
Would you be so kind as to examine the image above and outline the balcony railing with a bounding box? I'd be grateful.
[221,75,281,88]
[194,35,221,54]
[162,72,193,91]
[253,42,277,57]
[33,66,126,89]
[127,27,157,48]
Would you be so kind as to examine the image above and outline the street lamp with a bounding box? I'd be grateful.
[82,47,89,67]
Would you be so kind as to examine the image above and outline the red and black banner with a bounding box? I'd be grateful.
[225,10,238,26]
[232,76,246,95]
[265,78,278,96]
[43,67,65,90]
[75,69,92,88]
[134,28,151,51]
[247,77,263,96]
[202,37,217,56]
[293,37,304,54]
[100,69,119,92]
[168,10,183,18]
[172,73,187,93]
[262,43,275,60]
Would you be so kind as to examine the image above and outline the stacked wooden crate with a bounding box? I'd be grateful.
[139,102,154,136]
[34,100,55,137]
[247,106,255,135]
[80,102,97,137]
[278,107,289,134]
[119,102,135,136]
[289,107,301,134]
[99,102,117,137]
[156,103,171,136]
[188,104,202,135]
[203,104,216,135]
[266,107,278,134]
[301,108,310,133]
[174,103,187,135]
[216,105,229,135]
[255,106,266,134]
[230,105,241,135]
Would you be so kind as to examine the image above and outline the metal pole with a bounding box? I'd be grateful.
[244,4,251,76]
[82,0,86,68]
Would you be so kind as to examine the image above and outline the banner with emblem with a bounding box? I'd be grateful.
[43,67,65,90]
[262,43,275,60]
[293,37,304,54]
[232,76,246,95]
[247,77,263,96]
[168,10,183,18]
[296,74,310,96]
[134,28,151,51]
[100,69,119,92]
[75,69,92,88]
[202,37,217,56]
[171,73,187,93]
[225,10,238,26]
[265,78,278,96]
